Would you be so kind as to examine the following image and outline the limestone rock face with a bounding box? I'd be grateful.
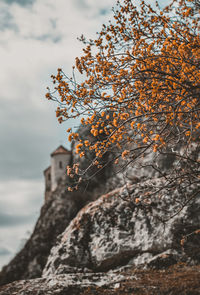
[43,179,200,277]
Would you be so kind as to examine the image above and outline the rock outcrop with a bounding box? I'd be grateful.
[0,175,200,293]
[42,178,200,277]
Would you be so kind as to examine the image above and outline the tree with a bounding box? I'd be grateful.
[46,0,200,219]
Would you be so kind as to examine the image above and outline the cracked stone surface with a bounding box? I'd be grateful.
[43,178,200,277]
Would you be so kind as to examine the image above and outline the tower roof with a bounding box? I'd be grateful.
[51,145,71,157]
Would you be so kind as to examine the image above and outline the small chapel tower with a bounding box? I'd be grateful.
[44,145,71,200]
[50,145,71,191]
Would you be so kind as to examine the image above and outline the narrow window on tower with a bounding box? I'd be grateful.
[59,161,63,169]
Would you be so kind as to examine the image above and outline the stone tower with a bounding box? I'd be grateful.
[44,145,71,200]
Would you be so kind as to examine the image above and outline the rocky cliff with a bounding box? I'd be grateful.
[43,180,200,277]
[0,126,200,294]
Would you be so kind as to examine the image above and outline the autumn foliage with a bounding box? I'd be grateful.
[46,0,200,197]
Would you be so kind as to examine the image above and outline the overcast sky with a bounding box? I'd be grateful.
[0,0,169,270]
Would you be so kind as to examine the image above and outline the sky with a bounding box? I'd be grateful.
[0,0,169,270]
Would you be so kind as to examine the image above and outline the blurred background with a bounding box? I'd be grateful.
[0,0,116,269]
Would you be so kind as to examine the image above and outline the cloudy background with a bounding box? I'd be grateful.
[0,0,117,269]
[0,0,169,270]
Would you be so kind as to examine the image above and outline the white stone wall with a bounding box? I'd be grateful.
[51,153,71,191]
